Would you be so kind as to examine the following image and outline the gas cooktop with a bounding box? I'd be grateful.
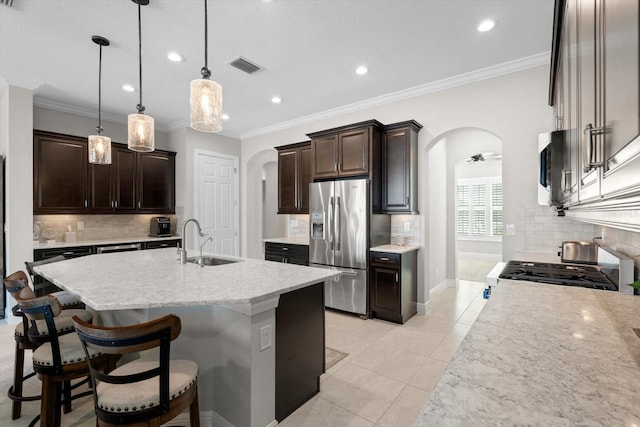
[499,260,618,291]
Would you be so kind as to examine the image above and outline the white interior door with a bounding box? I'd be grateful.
[195,150,239,256]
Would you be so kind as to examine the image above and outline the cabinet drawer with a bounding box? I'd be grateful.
[34,245,93,260]
[370,252,400,267]
[265,242,309,264]
[144,239,181,250]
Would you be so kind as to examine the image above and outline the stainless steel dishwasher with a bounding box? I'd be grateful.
[95,243,142,254]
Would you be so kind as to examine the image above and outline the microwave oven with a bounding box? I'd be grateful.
[537,131,566,207]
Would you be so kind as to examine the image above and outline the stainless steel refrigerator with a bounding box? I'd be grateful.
[309,178,389,316]
[1,156,5,318]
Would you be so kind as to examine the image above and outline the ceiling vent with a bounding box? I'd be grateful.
[1,0,14,7]
[228,57,262,75]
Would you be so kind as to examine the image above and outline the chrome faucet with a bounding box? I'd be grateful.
[179,218,205,264]
[198,236,213,266]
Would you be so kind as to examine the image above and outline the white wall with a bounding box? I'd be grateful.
[241,65,554,307]
[427,139,447,292]
[1,85,34,274]
[262,161,285,240]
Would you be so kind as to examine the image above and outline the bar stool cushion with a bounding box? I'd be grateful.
[96,359,198,413]
[14,309,92,337]
[50,291,82,307]
[32,332,104,367]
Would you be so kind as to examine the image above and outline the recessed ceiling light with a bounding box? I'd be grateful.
[221,114,230,120]
[271,96,282,104]
[478,20,496,32]
[122,84,135,92]
[167,52,183,62]
[355,66,368,75]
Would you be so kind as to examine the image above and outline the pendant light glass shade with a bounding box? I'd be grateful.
[89,35,111,164]
[190,0,223,133]
[88,134,112,163]
[127,113,154,152]
[190,78,222,132]
[128,0,154,152]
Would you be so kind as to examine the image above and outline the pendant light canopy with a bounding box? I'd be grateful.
[190,0,223,132]
[128,0,154,152]
[88,35,112,165]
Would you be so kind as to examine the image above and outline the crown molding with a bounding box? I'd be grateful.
[240,52,550,140]
[32,97,177,133]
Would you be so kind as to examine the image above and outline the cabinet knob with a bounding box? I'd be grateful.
[395,272,399,283]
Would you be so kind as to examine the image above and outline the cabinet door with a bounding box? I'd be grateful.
[371,266,400,321]
[312,134,339,178]
[299,145,312,214]
[338,128,369,177]
[577,0,601,203]
[113,146,137,211]
[34,132,88,213]
[382,128,411,212]
[277,149,299,213]
[600,0,640,198]
[563,0,580,206]
[137,151,175,213]
[89,162,112,211]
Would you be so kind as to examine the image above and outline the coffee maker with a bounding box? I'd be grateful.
[149,217,172,237]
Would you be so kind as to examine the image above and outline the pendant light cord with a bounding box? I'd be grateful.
[201,0,211,79]
[97,44,103,134]
[137,0,144,113]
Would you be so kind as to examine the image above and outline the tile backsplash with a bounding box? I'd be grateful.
[33,214,177,243]
[286,215,309,239]
[515,202,596,255]
[598,226,640,278]
[390,215,421,246]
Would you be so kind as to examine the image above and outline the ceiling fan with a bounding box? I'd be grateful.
[465,152,502,163]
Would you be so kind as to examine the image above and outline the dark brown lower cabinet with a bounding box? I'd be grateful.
[370,250,417,324]
[264,242,309,266]
[275,282,325,422]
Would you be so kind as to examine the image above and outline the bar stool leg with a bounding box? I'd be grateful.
[40,376,62,427]
[11,342,25,420]
[62,380,72,414]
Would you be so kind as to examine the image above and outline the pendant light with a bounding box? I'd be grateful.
[128,0,154,152]
[88,35,112,164]
[190,0,223,132]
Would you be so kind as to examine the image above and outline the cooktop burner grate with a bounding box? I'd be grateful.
[499,260,617,291]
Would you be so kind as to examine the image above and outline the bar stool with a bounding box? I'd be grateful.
[15,286,119,427]
[73,314,200,426]
[26,256,84,306]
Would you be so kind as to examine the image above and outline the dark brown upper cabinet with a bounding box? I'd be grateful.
[34,131,89,213]
[137,150,176,213]
[307,120,383,181]
[34,130,175,215]
[381,121,422,213]
[276,141,311,214]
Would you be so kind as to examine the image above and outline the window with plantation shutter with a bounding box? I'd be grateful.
[456,177,502,241]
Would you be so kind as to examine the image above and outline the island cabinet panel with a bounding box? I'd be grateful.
[381,121,422,213]
[276,141,311,214]
[370,250,417,324]
[264,242,309,266]
[308,120,383,181]
[275,282,325,422]
[137,151,176,213]
[34,131,89,213]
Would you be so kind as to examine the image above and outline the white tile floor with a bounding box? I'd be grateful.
[0,280,487,426]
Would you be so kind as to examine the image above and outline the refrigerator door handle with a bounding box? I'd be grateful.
[335,196,341,251]
[329,196,334,250]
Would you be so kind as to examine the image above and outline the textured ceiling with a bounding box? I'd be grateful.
[0,0,554,138]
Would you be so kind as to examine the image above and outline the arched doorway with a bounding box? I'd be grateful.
[424,128,503,294]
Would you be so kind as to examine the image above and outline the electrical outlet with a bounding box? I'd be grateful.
[77,221,84,231]
[404,221,411,232]
[290,219,299,227]
[260,324,272,351]
[506,224,515,236]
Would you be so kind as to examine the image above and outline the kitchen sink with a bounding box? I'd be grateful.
[187,256,240,266]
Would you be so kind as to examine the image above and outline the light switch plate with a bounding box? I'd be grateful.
[506,224,515,236]
[404,222,411,232]
[77,221,84,231]
[260,324,272,351]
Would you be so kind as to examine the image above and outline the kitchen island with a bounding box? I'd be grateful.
[417,279,640,426]
[34,248,340,427]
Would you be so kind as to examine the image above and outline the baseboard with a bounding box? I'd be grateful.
[417,301,430,315]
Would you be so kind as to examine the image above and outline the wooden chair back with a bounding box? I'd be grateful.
[72,314,183,424]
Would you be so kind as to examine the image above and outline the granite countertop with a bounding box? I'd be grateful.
[33,235,181,249]
[34,248,339,311]
[263,236,309,246]
[370,244,420,254]
[417,280,640,426]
